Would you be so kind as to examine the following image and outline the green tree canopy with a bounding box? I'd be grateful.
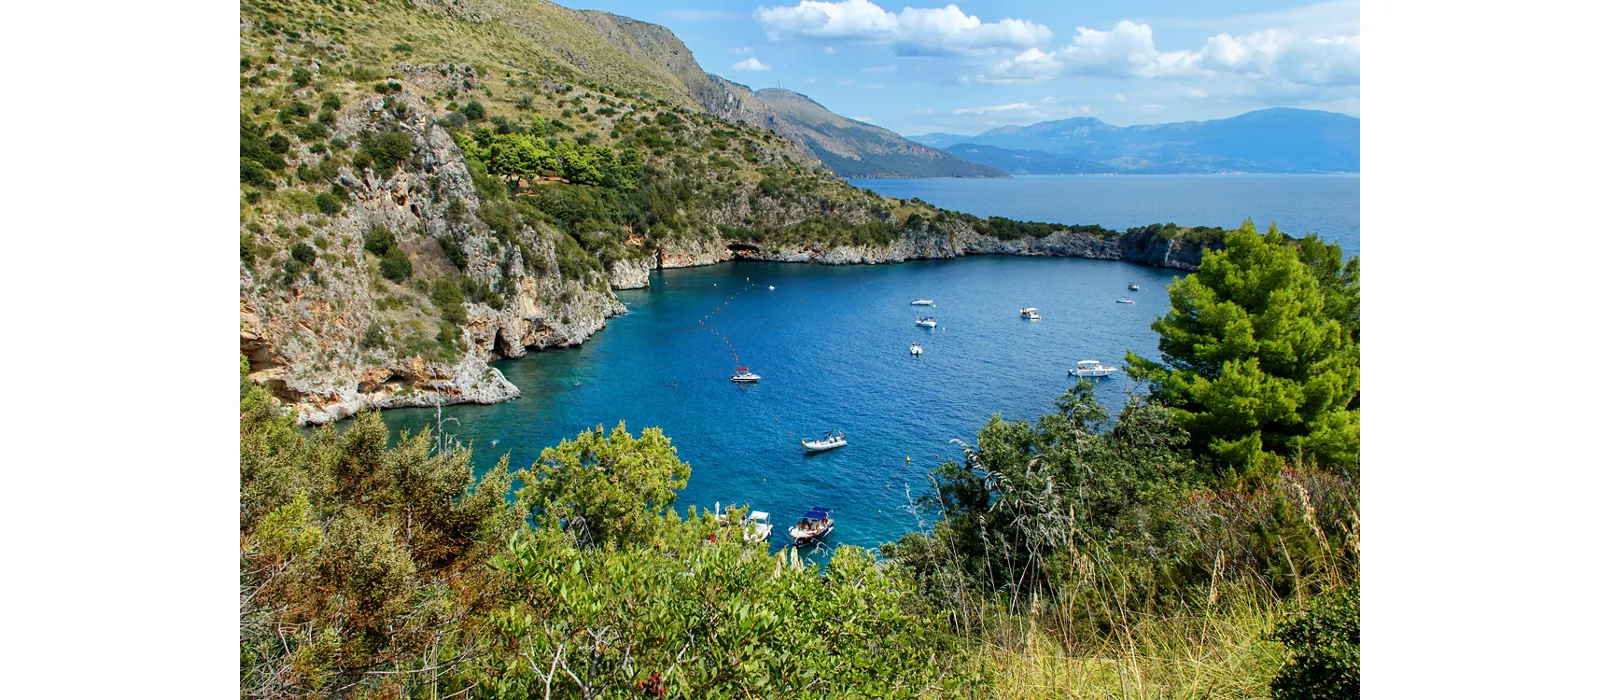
[1128,220,1360,483]
[515,422,690,547]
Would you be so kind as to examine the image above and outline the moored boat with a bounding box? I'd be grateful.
[910,342,923,356]
[915,315,937,328]
[788,507,834,546]
[713,504,774,543]
[1128,283,1140,291]
[801,431,847,452]
[731,366,761,382]
[1020,307,1041,320]
[910,298,934,306]
[1116,297,1136,304]
[1071,360,1118,378]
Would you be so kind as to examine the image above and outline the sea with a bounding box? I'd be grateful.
[382,174,1360,562]
[851,174,1361,257]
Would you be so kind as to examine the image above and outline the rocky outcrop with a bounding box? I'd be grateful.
[657,238,733,268]
[240,82,631,425]
[606,257,652,289]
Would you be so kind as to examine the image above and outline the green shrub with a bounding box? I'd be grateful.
[379,248,412,282]
[240,158,275,189]
[320,93,342,111]
[357,130,413,176]
[1271,586,1359,699]
[431,278,467,325]
[360,323,387,350]
[461,100,485,121]
[265,134,291,154]
[314,191,342,215]
[290,242,317,266]
[364,224,396,255]
[290,68,312,87]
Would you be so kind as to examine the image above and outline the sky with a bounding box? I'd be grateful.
[565,0,1360,136]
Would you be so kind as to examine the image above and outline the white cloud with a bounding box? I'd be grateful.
[754,0,1051,56]
[863,82,885,89]
[729,46,754,55]
[861,64,897,73]
[851,115,874,122]
[838,77,855,85]
[803,76,819,84]
[973,21,1359,88]
[824,46,837,54]
[732,57,772,72]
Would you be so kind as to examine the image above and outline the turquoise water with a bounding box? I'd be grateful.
[383,258,1176,557]
[850,174,1361,257]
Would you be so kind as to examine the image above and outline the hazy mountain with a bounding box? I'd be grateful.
[908,109,1359,174]
[938,143,1120,175]
[752,89,1008,179]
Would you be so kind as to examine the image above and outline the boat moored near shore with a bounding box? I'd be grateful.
[915,316,937,328]
[1071,360,1118,378]
[802,431,847,452]
[788,507,834,546]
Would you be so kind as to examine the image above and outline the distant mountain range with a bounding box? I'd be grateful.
[751,89,1008,179]
[910,108,1359,174]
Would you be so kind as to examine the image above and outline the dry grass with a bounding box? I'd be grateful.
[970,584,1287,699]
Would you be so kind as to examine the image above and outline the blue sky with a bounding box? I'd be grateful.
[566,0,1359,136]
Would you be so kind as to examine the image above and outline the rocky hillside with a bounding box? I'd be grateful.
[751,89,1008,178]
[238,0,1220,424]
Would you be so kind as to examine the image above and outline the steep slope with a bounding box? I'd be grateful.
[909,109,1359,173]
[238,0,1217,424]
[940,143,1119,175]
[753,89,1008,178]
[571,12,1003,178]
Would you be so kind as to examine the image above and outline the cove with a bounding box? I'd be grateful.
[381,257,1176,556]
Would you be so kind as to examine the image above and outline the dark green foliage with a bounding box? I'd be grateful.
[290,67,313,86]
[430,278,467,325]
[360,323,386,350]
[1128,221,1361,482]
[240,233,258,267]
[378,248,412,282]
[314,191,342,215]
[290,242,317,266]
[1271,586,1360,699]
[363,224,396,256]
[357,129,413,176]
[295,121,328,141]
[461,100,485,121]
[240,158,275,189]
[320,93,342,111]
[265,134,291,154]
[278,100,313,124]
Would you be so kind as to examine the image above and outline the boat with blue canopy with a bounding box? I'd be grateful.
[789,507,834,546]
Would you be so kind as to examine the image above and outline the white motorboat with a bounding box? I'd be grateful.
[802,431,847,452]
[1020,307,1041,321]
[1128,283,1140,291]
[1116,297,1136,304]
[743,510,774,543]
[731,366,761,382]
[1071,360,1119,378]
[788,507,834,546]
[915,315,937,328]
[769,285,776,290]
[713,504,774,543]
[910,343,923,356]
[910,298,934,306]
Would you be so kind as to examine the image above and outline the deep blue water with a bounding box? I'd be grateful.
[381,174,1359,563]
[851,174,1361,257]
[384,258,1176,561]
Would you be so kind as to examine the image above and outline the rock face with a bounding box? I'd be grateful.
[606,257,652,289]
[240,84,631,425]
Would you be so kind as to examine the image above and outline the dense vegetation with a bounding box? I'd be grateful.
[240,222,1358,697]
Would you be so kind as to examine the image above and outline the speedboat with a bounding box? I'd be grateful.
[910,342,923,356]
[1071,360,1118,378]
[769,285,776,290]
[1020,307,1041,321]
[730,366,761,382]
[743,510,773,543]
[712,504,774,543]
[1128,283,1140,291]
[788,507,834,546]
[1116,297,1136,304]
[802,431,847,452]
[915,315,937,328]
[910,299,934,306]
